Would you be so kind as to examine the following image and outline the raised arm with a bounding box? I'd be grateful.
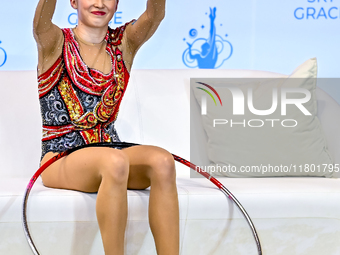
[124,0,165,55]
[33,0,63,75]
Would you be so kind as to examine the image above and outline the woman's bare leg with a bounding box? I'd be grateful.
[40,147,130,255]
[40,144,180,255]
[122,145,180,255]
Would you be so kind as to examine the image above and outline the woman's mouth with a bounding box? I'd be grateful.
[91,11,106,16]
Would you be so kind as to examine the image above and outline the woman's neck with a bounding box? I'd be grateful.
[74,23,108,44]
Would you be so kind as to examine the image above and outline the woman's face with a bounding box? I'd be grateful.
[70,0,118,28]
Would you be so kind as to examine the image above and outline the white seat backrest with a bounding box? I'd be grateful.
[1,70,339,178]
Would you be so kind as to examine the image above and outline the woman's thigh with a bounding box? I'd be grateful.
[40,147,128,193]
[40,144,175,193]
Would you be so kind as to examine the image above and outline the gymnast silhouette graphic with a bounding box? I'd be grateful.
[187,7,218,69]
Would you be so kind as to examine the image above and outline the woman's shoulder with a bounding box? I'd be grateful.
[108,19,137,46]
[36,27,65,77]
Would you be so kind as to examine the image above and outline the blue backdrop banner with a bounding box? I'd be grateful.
[0,0,339,78]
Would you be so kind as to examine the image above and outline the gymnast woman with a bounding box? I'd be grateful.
[33,0,179,254]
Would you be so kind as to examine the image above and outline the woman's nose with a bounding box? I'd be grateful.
[93,0,104,8]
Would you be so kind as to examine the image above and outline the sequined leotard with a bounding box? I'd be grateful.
[38,21,134,160]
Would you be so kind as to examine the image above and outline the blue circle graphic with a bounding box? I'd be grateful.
[0,41,7,67]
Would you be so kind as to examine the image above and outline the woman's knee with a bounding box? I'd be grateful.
[99,150,130,183]
[149,149,176,181]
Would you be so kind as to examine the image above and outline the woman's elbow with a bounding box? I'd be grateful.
[147,7,165,23]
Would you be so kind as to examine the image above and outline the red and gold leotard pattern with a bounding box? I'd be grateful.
[38,21,135,160]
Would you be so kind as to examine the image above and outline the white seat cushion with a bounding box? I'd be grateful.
[2,173,340,254]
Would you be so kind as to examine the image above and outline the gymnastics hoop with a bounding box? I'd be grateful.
[22,142,262,255]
